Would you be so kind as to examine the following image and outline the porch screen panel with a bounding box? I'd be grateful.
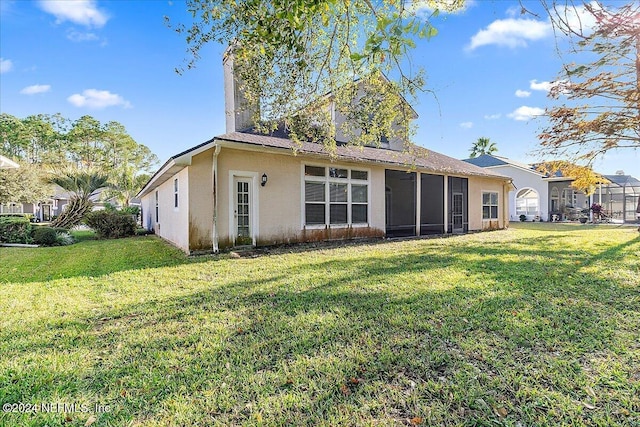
[385,169,416,237]
[420,174,444,234]
[447,177,468,233]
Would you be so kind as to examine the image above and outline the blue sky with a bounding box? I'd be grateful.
[1,0,638,177]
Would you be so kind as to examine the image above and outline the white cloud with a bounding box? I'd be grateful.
[0,58,13,73]
[529,79,553,92]
[38,0,108,28]
[555,1,600,35]
[67,89,131,109]
[484,114,501,120]
[467,18,551,50]
[515,89,531,98]
[508,106,545,121]
[459,121,473,129]
[407,0,473,17]
[20,84,51,95]
[66,29,99,42]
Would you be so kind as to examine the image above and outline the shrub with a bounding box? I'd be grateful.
[32,226,75,246]
[85,210,136,239]
[55,231,75,246]
[0,217,32,244]
[519,214,527,222]
[32,226,58,246]
[121,206,140,216]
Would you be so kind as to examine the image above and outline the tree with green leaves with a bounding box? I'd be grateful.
[536,1,639,221]
[469,137,498,158]
[169,0,464,149]
[50,168,111,229]
[538,1,639,164]
[0,114,158,209]
[0,162,52,205]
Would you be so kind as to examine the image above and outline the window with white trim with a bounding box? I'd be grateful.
[304,165,369,226]
[155,190,159,222]
[174,178,179,209]
[561,188,576,207]
[482,191,499,220]
[515,188,539,216]
[0,203,23,214]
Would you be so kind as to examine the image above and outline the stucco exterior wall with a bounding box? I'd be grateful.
[489,165,549,221]
[468,177,507,231]
[188,150,214,251]
[140,145,509,253]
[215,146,386,249]
[152,167,190,252]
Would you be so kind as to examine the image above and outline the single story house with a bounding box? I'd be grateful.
[0,185,115,222]
[465,155,639,224]
[137,55,512,254]
[463,154,549,222]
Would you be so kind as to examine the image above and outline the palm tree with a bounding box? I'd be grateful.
[105,164,150,208]
[469,137,498,158]
[50,168,110,229]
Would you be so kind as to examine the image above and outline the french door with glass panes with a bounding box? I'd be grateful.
[234,178,252,245]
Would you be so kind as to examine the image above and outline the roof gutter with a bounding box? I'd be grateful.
[214,137,510,181]
[137,140,218,198]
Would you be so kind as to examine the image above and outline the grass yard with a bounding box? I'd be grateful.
[0,224,639,426]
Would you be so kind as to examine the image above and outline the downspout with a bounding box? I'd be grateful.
[212,144,221,253]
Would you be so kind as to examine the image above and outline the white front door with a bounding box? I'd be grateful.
[234,177,253,245]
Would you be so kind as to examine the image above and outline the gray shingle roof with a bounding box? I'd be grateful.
[462,154,508,168]
[217,132,509,179]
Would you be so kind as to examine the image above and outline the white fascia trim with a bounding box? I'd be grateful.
[485,163,547,177]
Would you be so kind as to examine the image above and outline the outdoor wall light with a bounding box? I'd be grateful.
[261,173,268,187]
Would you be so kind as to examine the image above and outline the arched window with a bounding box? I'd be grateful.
[515,188,539,217]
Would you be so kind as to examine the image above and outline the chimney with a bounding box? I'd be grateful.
[223,46,258,133]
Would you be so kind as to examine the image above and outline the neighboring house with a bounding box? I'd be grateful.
[0,185,115,222]
[463,154,549,222]
[545,175,591,221]
[1,154,133,220]
[1,185,71,221]
[593,172,640,223]
[0,155,27,216]
[465,154,639,224]
[137,55,512,254]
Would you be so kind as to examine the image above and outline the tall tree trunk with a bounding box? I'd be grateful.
[51,197,93,229]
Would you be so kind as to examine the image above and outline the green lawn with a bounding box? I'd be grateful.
[1,224,639,426]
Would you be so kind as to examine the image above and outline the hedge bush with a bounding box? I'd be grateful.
[32,226,58,246]
[32,226,75,246]
[0,217,32,244]
[85,210,136,239]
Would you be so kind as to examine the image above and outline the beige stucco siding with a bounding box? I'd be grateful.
[468,177,508,231]
[188,150,214,251]
[152,167,190,252]
[216,146,386,248]
[140,144,508,253]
